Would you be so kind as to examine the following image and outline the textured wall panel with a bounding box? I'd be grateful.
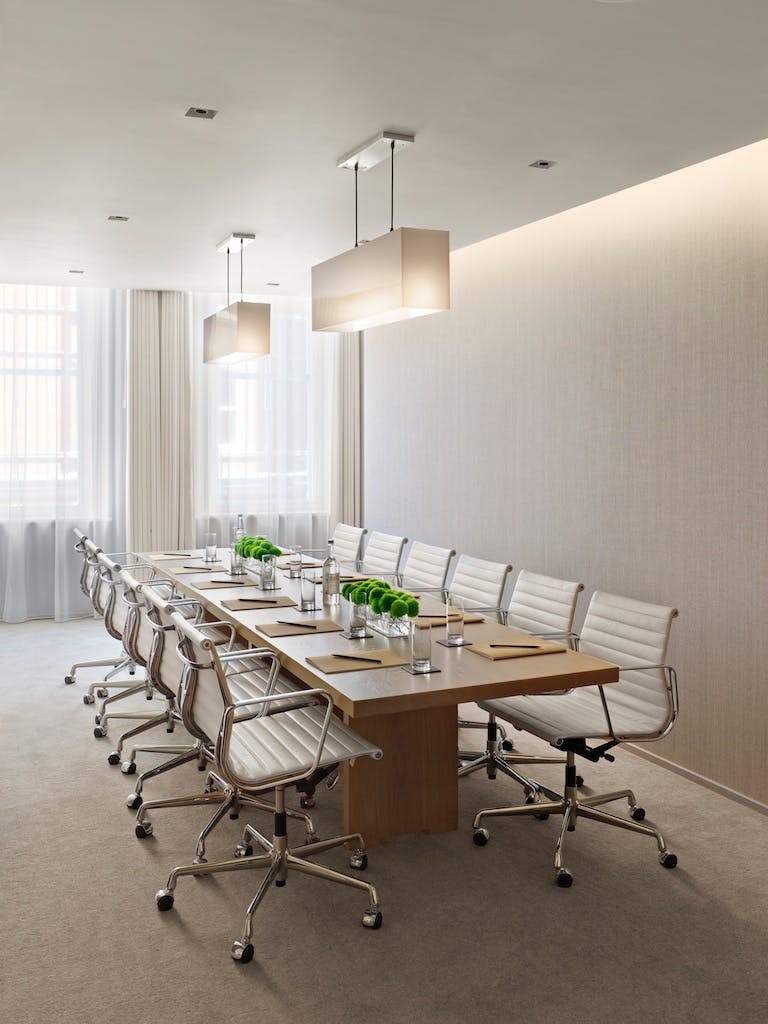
[363,140,768,805]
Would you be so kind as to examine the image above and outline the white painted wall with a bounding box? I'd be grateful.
[363,139,768,806]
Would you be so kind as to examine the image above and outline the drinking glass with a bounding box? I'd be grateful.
[445,593,466,646]
[410,619,433,673]
[345,598,369,639]
[287,546,303,580]
[299,570,320,611]
[260,554,277,590]
[203,532,218,563]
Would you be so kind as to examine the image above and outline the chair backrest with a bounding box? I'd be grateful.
[448,554,512,611]
[120,567,167,668]
[331,522,367,567]
[400,541,455,591]
[96,551,133,641]
[361,531,408,576]
[579,591,678,731]
[506,569,583,637]
[170,610,238,746]
[82,537,106,612]
[140,581,188,697]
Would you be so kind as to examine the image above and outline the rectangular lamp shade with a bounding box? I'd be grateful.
[311,226,450,333]
[203,301,270,364]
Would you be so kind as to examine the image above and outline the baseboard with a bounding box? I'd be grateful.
[625,743,768,816]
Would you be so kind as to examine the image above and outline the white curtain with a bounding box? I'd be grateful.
[192,293,341,551]
[0,284,127,622]
[127,290,193,552]
[330,331,363,528]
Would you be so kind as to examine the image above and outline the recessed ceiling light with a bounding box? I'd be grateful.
[68,269,84,274]
[185,106,217,119]
[529,159,557,169]
[107,214,129,222]
[266,282,280,287]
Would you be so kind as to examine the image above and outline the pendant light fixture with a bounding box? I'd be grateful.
[203,232,271,364]
[311,131,450,333]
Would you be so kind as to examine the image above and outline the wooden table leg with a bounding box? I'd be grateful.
[343,704,458,847]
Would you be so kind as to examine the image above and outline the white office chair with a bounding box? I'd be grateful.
[153,610,384,963]
[458,570,584,790]
[65,531,138,693]
[133,594,316,856]
[472,590,680,886]
[360,530,408,577]
[448,553,513,614]
[331,522,367,569]
[398,540,455,593]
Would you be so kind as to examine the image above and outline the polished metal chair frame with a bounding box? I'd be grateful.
[458,570,584,794]
[154,611,382,962]
[472,591,680,886]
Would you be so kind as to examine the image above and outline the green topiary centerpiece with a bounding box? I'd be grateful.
[341,578,419,637]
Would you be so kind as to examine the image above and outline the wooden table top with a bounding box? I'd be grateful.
[143,551,619,718]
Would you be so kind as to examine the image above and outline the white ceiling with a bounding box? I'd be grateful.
[1,0,767,296]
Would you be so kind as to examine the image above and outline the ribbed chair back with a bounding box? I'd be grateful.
[97,552,134,642]
[331,522,367,567]
[506,570,583,637]
[399,541,455,590]
[449,554,512,611]
[361,531,407,576]
[579,591,678,732]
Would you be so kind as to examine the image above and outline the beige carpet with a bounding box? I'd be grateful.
[1,617,766,1024]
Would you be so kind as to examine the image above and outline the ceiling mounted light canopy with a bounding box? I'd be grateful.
[203,232,270,364]
[312,130,450,333]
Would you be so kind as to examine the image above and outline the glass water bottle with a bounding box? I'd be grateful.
[231,512,247,575]
[322,539,340,606]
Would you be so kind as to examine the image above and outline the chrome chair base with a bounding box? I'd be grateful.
[472,751,678,886]
[135,775,317,860]
[154,788,381,962]
[458,714,566,793]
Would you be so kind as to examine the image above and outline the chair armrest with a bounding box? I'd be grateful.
[217,646,285,693]
[195,620,238,650]
[219,688,333,789]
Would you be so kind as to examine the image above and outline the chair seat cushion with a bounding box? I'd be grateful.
[478,686,667,745]
[225,704,382,788]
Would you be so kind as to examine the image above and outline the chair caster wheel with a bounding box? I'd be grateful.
[556,869,574,888]
[362,909,382,930]
[121,761,137,775]
[229,812,240,820]
[64,674,75,685]
[83,694,95,705]
[576,775,585,788]
[501,739,514,752]
[534,812,550,821]
[135,822,153,839]
[94,726,107,738]
[155,890,174,911]
[349,851,368,871]
[231,940,254,963]
[127,793,142,810]
[660,851,678,869]
[235,843,253,858]
[96,687,109,699]
[275,878,286,888]
[630,806,646,821]
[107,752,120,766]
[472,828,490,847]
[94,714,102,725]
[300,796,316,809]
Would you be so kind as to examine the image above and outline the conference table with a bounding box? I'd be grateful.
[144,551,619,846]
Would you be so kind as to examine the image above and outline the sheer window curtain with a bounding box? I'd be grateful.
[127,290,193,552]
[192,293,348,550]
[0,285,127,622]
